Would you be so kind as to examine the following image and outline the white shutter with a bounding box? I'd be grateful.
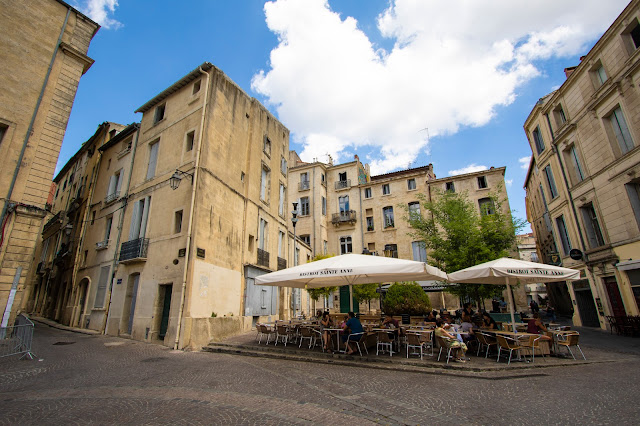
[116,170,123,192]
[94,265,111,308]
[139,196,151,239]
[107,175,117,196]
[146,142,159,180]
[128,200,142,240]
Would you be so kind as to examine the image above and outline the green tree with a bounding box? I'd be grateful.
[403,187,525,304]
[383,282,431,315]
[352,283,380,313]
[305,253,338,309]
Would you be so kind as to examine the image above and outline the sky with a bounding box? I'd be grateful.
[62,0,632,231]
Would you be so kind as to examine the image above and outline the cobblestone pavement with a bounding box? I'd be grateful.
[1,324,639,425]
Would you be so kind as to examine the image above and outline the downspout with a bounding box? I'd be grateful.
[174,66,211,350]
[0,8,71,239]
[312,167,316,256]
[102,124,141,334]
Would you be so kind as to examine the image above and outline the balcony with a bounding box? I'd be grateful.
[335,179,350,190]
[119,238,149,263]
[277,257,287,270]
[298,180,310,191]
[43,211,62,234]
[331,210,357,226]
[104,191,120,205]
[257,248,270,267]
[96,240,109,250]
[117,141,132,158]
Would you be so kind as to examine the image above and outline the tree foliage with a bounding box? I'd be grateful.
[383,282,431,315]
[305,253,338,303]
[403,187,526,302]
[353,283,380,313]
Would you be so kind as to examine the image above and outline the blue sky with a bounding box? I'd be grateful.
[63,0,631,231]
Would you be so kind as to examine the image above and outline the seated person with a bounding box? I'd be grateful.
[462,302,475,318]
[435,319,468,362]
[342,312,364,355]
[481,312,499,330]
[460,314,476,343]
[382,314,399,329]
[424,311,437,323]
[526,313,552,341]
[320,311,334,352]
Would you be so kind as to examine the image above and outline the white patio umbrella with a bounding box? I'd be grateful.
[255,253,448,311]
[447,257,580,331]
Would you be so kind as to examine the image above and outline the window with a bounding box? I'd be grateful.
[300,196,310,216]
[384,244,398,258]
[146,140,159,180]
[383,206,394,228]
[445,182,455,192]
[299,172,309,190]
[554,104,567,128]
[338,172,347,182]
[477,176,488,189]
[555,215,572,255]
[91,210,96,225]
[260,164,270,202]
[580,203,605,248]
[340,236,352,254]
[0,123,7,145]
[278,231,285,257]
[408,201,420,218]
[107,170,123,202]
[607,107,634,155]
[94,266,111,308]
[622,19,640,54]
[322,196,326,216]
[321,173,326,186]
[104,216,113,243]
[626,181,640,229]
[478,197,495,215]
[278,183,285,217]
[364,187,372,198]
[281,157,287,175]
[366,216,374,232]
[532,126,545,154]
[407,179,416,190]
[128,196,151,240]
[339,195,349,213]
[259,218,268,250]
[412,241,427,262]
[564,145,585,185]
[543,165,558,199]
[300,235,310,246]
[185,131,195,152]
[263,135,271,157]
[154,104,165,124]
[192,80,201,95]
[323,240,328,254]
[382,184,390,195]
[174,210,183,233]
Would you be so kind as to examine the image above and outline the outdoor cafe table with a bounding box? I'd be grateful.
[547,330,576,354]
[323,328,344,352]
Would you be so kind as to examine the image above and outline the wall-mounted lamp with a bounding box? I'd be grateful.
[169,169,194,190]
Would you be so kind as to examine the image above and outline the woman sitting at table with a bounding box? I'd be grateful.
[481,312,498,330]
[320,312,334,352]
[460,314,476,344]
[382,314,399,329]
[435,319,468,362]
[527,313,552,341]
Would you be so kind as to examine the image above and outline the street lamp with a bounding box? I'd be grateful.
[169,169,194,190]
[291,202,299,319]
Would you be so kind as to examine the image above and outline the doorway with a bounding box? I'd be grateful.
[121,273,139,335]
[75,279,89,328]
[573,279,599,327]
[158,284,173,339]
[603,276,626,317]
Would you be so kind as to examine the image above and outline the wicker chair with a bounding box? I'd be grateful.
[556,332,586,360]
[475,332,497,358]
[376,331,395,356]
[406,332,425,359]
[496,335,523,365]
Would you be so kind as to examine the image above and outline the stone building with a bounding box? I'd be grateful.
[0,0,99,324]
[103,63,307,349]
[288,151,516,313]
[516,233,547,306]
[524,0,640,330]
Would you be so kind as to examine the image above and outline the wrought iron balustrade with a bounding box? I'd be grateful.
[119,238,149,262]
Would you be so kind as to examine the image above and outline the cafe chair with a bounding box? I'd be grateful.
[521,335,546,363]
[298,326,316,349]
[496,335,523,365]
[406,332,425,360]
[556,332,586,360]
[376,331,395,356]
[275,325,291,346]
[256,324,275,345]
[476,332,497,358]
[342,332,367,356]
[436,336,459,364]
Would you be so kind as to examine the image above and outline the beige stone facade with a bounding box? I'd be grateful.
[288,152,515,313]
[524,0,640,330]
[0,0,98,325]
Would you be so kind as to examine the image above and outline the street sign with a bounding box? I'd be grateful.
[548,253,562,266]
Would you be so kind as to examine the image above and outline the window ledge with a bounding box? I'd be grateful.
[407,188,417,192]
[383,227,396,232]
[188,95,201,105]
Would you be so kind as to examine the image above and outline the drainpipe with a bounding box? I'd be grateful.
[312,167,316,257]
[102,124,141,334]
[0,8,71,241]
[174,66,211,350]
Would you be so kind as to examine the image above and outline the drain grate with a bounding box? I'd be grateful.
[53,341,76,346]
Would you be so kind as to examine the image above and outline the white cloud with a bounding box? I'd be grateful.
[82,0,122,29]
[448,164,488,176]
[505,179,513,187]
[252,0,627,174]
[519,156,532,170]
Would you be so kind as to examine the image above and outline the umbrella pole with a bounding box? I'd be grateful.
[506,281,517,333]
[349,284,354,312]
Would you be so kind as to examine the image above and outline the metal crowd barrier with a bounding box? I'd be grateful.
[0,314,37,360]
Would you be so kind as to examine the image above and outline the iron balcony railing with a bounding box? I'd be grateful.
[298,180,310,191]
[277,257,287,270]
[257,248,270,267]
[335,179,350,190]
[43,211,62,234]
[119,238,149,262]
[331,210,357,225]
[104,191,120,204]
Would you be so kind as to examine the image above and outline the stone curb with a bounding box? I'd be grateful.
[30,316,101,336]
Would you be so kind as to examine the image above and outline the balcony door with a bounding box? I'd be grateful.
[339,196,349,214]
[128,196,151,240]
